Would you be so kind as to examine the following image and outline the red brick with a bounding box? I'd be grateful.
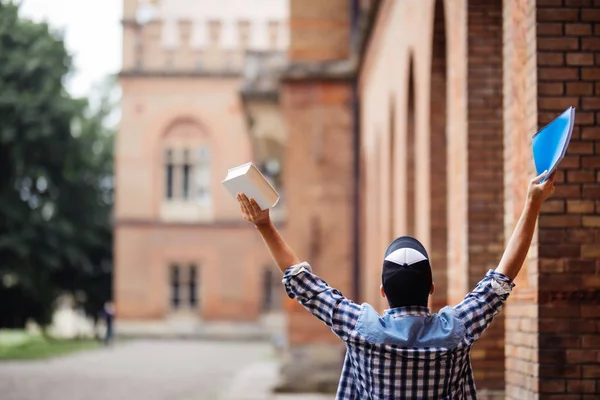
[565,0,592,7]
[565,23,593,36]
[582,68,600,80]
[539,96,580,111]
[566,259,596,272]
[582,365,600,378]
[570,111,595,124]
[581,244,600,258]
[554,184,583,198]
[582,305,600,317]
[582,184,600,198]
[538,8,580,21]
[540,229,568,243]
[566,349,598,364]
[581,9,600,21]
[582,37,600,50]
[538,52,565,66]
[582,334,600,348]
[540,214,582,227]
[537,0,565,4]
[583,216,600,227]
[565,228,595,243]
[561,155,582,169]
[565,0,592,5]
[567,380,596,394]
[539,243,582,257]
[567,53,595,66]
[539,379,566,393]
[567,170,595,183]
[539,67,580,81]
[543,200,566,213]
[540,258,566,273]
[537,22,563,36]
[567,199,596,213]
[581,127,600,139]
[539,82,565,95]
[581,156,600,168]
[540,365,582,379]
[537,37,580,51]
[568,141,595,154]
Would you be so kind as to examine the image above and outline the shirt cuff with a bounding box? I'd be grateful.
[486,269,516,296]
[283,262,312,279]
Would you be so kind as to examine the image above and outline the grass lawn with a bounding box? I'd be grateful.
[0,330,100,361]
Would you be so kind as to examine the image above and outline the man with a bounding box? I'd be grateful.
[236,170,555,399]
[102,301,115,346]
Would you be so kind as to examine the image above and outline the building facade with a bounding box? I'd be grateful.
[279,0,600,398]
[115,0,288,331]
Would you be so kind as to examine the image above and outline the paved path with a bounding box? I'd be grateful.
[0,340,328,400]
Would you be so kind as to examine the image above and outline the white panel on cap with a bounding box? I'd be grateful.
[385,248,427,266]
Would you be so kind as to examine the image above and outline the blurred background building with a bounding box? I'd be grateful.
[115,0,289,334]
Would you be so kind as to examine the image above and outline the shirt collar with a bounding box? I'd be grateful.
[384,306,431,318]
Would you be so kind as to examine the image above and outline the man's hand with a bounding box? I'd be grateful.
[527,170,556,208]
[237,193,271,227]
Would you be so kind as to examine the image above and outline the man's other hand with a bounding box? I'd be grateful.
[237,193,271,227]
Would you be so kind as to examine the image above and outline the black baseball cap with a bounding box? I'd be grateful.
[382,236,433,307]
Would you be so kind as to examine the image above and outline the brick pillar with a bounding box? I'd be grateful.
[504,1,600,398]
[466,1,506,396]
[279,81,354,393]
[429,0,448,312]
[277,0,354,392]
[535,1,600,398]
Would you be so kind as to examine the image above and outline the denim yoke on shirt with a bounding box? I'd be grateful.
[282,262,515,400]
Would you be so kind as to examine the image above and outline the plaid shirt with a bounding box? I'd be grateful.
[282,262,515,400]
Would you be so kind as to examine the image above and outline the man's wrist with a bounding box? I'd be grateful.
[255,220,274,232]
[525,198,543,214]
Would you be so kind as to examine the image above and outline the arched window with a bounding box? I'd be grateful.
[161,119,212,221]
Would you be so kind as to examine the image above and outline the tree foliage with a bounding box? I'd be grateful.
[0,1,114,328]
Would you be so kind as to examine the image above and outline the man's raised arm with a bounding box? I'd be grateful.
[495,170,556,280]
[237,193,300,274]
[453,170,556,343]
[237,193,361,341]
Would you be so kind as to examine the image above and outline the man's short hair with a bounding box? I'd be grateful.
[382,236,433,308]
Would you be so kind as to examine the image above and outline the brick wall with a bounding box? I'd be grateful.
[279,81,354,391]
[535,0,600,398]
[467,0,506,392]
[504,0,600,398]
[288,0,349,61]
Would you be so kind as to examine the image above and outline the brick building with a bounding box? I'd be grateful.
[115,0,289,332]
[279,0,600,398]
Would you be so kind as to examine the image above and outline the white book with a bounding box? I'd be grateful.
[221,162,280,210]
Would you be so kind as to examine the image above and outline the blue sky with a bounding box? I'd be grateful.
[19,0,123,98]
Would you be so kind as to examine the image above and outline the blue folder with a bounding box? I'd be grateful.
[532,107,576,183]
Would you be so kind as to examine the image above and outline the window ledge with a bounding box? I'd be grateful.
[160,201,214,223]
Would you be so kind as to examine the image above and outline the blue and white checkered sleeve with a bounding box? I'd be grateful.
[282,262,361,341]
[452,269,515,343]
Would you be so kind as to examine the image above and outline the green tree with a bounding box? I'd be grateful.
[0,1,114,329]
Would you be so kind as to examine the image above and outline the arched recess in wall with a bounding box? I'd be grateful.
[406,56,416,237]
[429,0,448,310]
[160,118,213,219]
[388,95,396,242]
